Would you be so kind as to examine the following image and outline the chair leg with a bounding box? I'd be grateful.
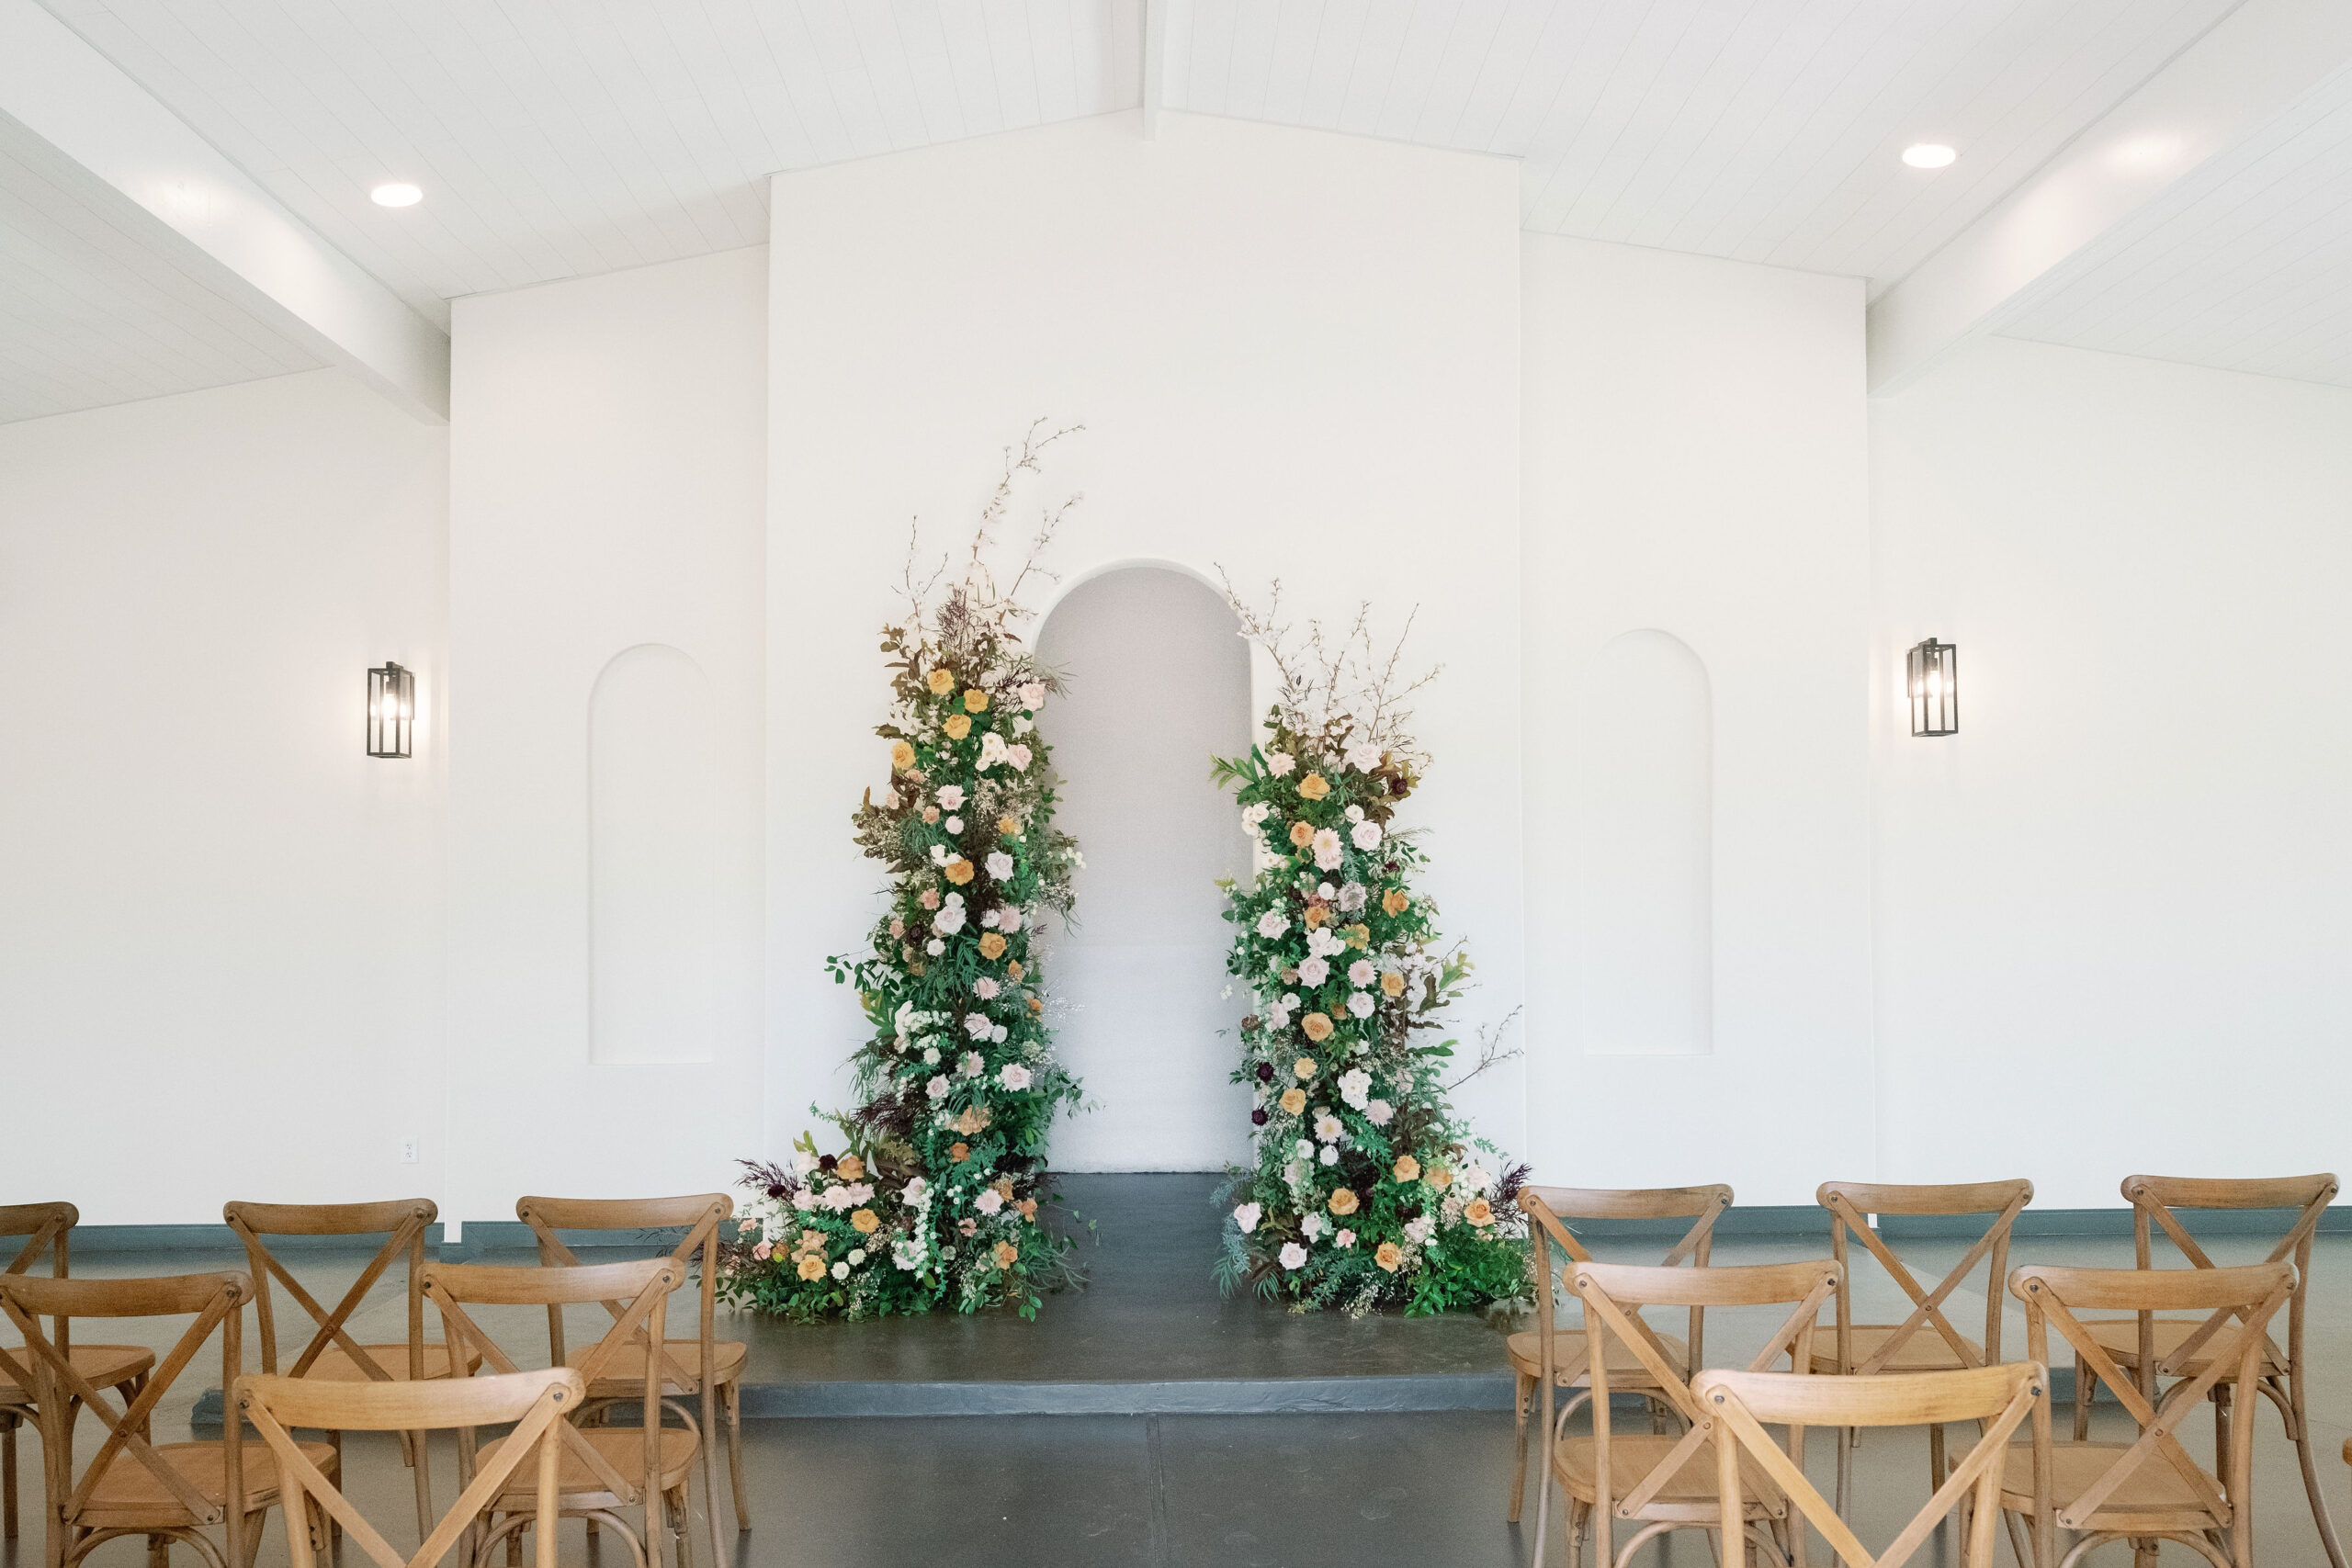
[2285,1384,2350,1568]
[721,1381,748,1532]
[148,1535,169,1568]
[406,1427,435,1546]
[2074,1353,2094,1441]
[1509,1374,1532,1522]
[5,1410,17,1540]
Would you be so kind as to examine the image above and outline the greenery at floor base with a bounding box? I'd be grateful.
[719,425,1086,1322]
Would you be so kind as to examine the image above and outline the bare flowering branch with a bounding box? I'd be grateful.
[1216,571,1442,768]
[1442,1007,1524,1093]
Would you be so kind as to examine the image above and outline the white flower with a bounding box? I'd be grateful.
[1012,715,1034,735]
[831,1260,850,1280]
[976,732,1009,771]
[1314,1111,1344,1142]
[1301,1213,1326,1239]
[1318,1145,1339,1167]
[989,1023,1008,1043]
[980,908,1000,930]
[1266,752,1295,776]
[1344,806,1363,824]
[934,904,966,935]
[923,1046,942,1066]
[1366,1099,1395,1126]
[927,1076,949,1100]
[1335,1228,1356,1248]
[975,1189,1004,1215]
[847,1247,866,1266]
[1295,1139,1315,1160]
[1297,956,1329,986]
[1278,1242,1308,1270]
[1317,882,1336,899]
[935,785,966,810]
[1462,1164,1494,1195]
[1344,741,1383,772]
[1351,820,1383,852]
[1348,991,1374,1019]
[1404,1215,1435,1246]
[1233,1203,1262,1234]
[986,851,1015,880]
[944,816,964,834]
[1256,910,1289,940]
[962,1051,984,1077]
[1348,959,1375,987]
[1265,1007,1292,1031]
[1339,882,1367,912]
[1306,927,1344,958]
[1312,829,1344,870]
[1019,681,1047,711]
[1283,992,1300,1008]
[791,1189,816,1210]
[925,939,945,956]
[973,977,1000,999]
[999,1063,1033,1090]
[1000,906,1023,932]
[893,1240,925,1270]
[964,1014,991,1038]
[1337,1067,1372,1109]
[1242,802,1272,827]
[901,1177,929,1204]
[929,844,948,864]
[1006,743,1033,771]
[793,1151,820,1175]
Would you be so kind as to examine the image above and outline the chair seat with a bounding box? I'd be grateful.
[288,1342,478,1383]
[477,1426,699,1508]
[1998,1441,2225,1529]
[1508,1328,1689,1387]
[2079,1316,2286,1380]
[0,1343,156,1406]
[569,1338,747,1393]
[77,1439,334,1528]
[1551,1434,1783,1521]
[1809,1324,1984,1374]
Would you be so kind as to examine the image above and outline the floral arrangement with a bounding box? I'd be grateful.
[1212,587,1526,1315]
[720,424,1086,1322]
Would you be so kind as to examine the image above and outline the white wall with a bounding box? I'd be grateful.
[765,111,1529,1165]
[445,248,767,1218]
[0,369,447,1224]
[1521,237,1876,1204]
[1872,337,2352,1206]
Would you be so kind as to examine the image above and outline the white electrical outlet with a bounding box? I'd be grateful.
[400,1136,420,1165]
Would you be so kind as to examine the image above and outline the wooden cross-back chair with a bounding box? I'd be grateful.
[2,1204,156,1543]
[2007,1260,2295,1568]
[514,1194,745,1539]
[1815,1179,2033,1512]
[1538,1256,1843,1568]
[1698,1362,2045,1568]
[0,1269,330,1568]
[1512,1185,1733,1526]
[238,1367,583,1568]
[421,1257,698,1568]
[2072,1174,2342,1568]
[224,1199,475,1542]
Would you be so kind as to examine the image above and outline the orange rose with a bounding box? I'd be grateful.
[1429,1168,1453,1190]
[978,931,1007,960]
[993,1241,1020,1269]
[1288,821,1316,849]
[797,1254,826,1280]
[1382,888,1410,916]
[998,816,1021,838]
[1294,1055,1317,1079]
[1393,1155,1421,1183]
[949,1142,971,1163]
[1301,1013,1333,1043]
[1328,1188,1360,1216]
[1278,1087,1306,1115]
[851,1209,879,1234]
[1007,960,1023,981]
[837,1154,865,1180]
[1464,1198,1496,1227]
[944,714,972,740]
[1019,1198,1038,1221]
[964,689,989,712]
[1303,905,1329,929]
[890,739,915,772]
[1297,773,1330,800]
[1381,971,1406,998]
[1374,1241,1403,1272]
[944,857,975,886]
[1028,996,1044,1015]
[927,668,955,695]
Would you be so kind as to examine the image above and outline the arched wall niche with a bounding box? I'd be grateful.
[1034,562,1255,1170]
[588,642,718,1066]
[1566,628,1714,1056]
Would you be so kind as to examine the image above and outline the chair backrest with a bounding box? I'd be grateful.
[1523,1183,1733,1376]
[1696,1362,2044,1568]
[1570,1257,1843,1564]
[2,1201,79,1376]
[514,1193,729,1390]
[0,1271,252,1561]
[1816,1179,2032,1372]
[223,1199,437,1381]
[2010,1260,2294,1564]
[238,1367,584,1568]
[2119,1172,2335,1381]
[419,1257,679,1507]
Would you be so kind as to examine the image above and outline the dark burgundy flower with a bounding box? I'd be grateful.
[1255,1061,1275,1083]
[818,1154,838,1172]
[1250,1109,1269,1126]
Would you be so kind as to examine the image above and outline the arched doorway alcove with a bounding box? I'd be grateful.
[1035,565,1253,1170]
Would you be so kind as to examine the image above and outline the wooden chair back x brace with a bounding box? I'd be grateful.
[0,1269,332,1568]
[1513,1185,1733,1527]
[2,1205,156,1543]
[2007,1260,2295,1568]
[238,1367,584,1568]
[421,1258,695,1568]
[1697,1362,2045,1568]
[224,1199,476,1542]
[516,1192,744,1551]
[1538,1256,1843,1568]
[2072,1174,2342,1568]
[1816,1179,2032,1512]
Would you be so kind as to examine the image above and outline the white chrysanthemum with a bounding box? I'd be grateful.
[1294,1138,1315,1160]
[975,1189,1003,1215]
[1266,752,1295,776]
[1348,992,1374,1019]
[1337,1067,1372,1109]
[1297,956,1329,986]
[998,906,1023,932]
[1339,882,1367,912]
[925,939,945,956]
[847,1248,865,1266]
[1311,829,1343,871]
[962,1051,985,1077]
[1351,820,1383,851]
[1366,1099,1395,1126]
[831,1260,850,1280]
[1256,910,1289,940]
[1313,1111,1343,1142]
[986,851,1015,880]
[922,1046,941,1066]
[1347,959,1375,987]
[999,1063,1033,1090]
[973,977,1000,999]
[1233,1202,1262,1234]
[1279,1241,1308,1270]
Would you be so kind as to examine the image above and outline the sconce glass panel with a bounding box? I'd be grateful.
[1906,638,1957,737]
[368,661,415,758]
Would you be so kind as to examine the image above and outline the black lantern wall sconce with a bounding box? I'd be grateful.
[368,661,415,758]
[1906,638,1957,737]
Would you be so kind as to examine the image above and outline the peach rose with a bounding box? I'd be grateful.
[1028,997,1044,1015]
[1303,905,1329,929]
[927,668,955,695]
[1382,888,1410,916]
[1294,1055,1317,1079]
[1288,821,1316,849]
[1328,1188,1360,1215]
[1297,773,1330,800]
[890,739,915,772]
[1381,971,1406,998]
[1301,1013,1334,1043]
[1393,1155,1421,1183]
[752,1240,772,1260]
[798,1229,825,1250]
[1429,1168,1453,1190]
[837,1154,865,1180]
[1464,1198,1496,1227]
[944,857,975,886]
[998,816,1021,838]
[851,1208,879,1234]
[944,714,972,740]
[949,1142,971,1163]
[978,932,1008,960]
[1278,1087,1306,1115]
[1007,960,1023,982]
[1018,1198,1038,1221]
[993,1241,1020,1269]
[964,689,989,712]
[1374,1241,1403,1272]
[922,806,941,824]
[797,1254,826,1280]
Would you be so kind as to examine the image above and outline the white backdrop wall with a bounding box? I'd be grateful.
[445,248,767,1219]
[765,111,1529,1168]
[1871,337,2352,1206]
[0,370,448,1224]
[1521,237,1876,1204]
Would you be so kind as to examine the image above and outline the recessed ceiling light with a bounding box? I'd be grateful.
[1902,144,1958,170]
[370,182,423,208]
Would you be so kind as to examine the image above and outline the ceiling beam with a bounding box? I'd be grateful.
[0,0,448,422]
[1868,0,2352,395]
